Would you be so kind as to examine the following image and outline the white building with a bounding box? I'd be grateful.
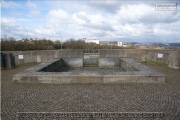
[117,42,129,47]
[85,39,99,44]
[117,42,123,46]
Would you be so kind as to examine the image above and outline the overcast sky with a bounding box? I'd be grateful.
[1,0,180,42]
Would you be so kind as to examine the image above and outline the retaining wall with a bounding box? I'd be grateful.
[2,50,84,68]
[99,49,180,69]
[99,58,119,68]
[2,49,180,69]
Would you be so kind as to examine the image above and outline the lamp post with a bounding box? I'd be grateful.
[60,36,63,50]
[61,41,62,50]
[3,34,8,51]
[110,36,112,49]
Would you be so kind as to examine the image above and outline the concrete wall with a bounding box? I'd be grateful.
[98,50,125,68]
[2,50,84,67]
[99,50,127,58]
[2,51,37,65]
[83,54,99,67]
[99,49,180,69]
[84,58,98,65]
[99,58,119,68]
[3,53,16,69]
[60,50,84,67]
[63,58,83,67]
[2,49,180,69]
[168,51,180,69]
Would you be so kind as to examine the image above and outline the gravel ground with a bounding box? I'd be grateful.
[1,62,180,119]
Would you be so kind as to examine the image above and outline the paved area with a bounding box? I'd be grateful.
[1,62,180,119]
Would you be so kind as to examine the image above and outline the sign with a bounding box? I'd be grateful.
[19,55,24,59]
[155,3,177,11]
[158,53,163,58]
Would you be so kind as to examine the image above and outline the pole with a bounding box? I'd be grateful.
[61,42,62,50]
[3,34,7,51]
[61,36,62,50]
[111,36,112,49]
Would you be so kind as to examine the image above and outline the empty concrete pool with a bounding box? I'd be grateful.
[13,57,165,84]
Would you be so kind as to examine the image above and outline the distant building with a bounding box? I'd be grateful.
[117,41,129,47]
[122,44,129,47]
[85,39,99,44]
[117,42,123,47]
[99,41,109,45]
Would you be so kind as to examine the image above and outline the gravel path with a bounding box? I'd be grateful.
[1,62,180,119]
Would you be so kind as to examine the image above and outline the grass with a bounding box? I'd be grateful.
[15,62,39,68]
[100,67,107,69]
[1,62,39,71]
[84,63,99,67]
[143,60,167,66]
[175,68,180,70]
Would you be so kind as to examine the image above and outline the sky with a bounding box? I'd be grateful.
[1,0,180,42]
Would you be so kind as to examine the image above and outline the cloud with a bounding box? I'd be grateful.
[73,11,114,32]
[1,1,180,42]
[114,4,179,25]
[121,24,152,36]
[35,26,56,36]
[30,10,41,17]
[1,18,16,27]
[108,3,180,41]
[88,0,120,13]
[26,0,38,9]
[153,21,180,36]
[48,9,70,23]
[25,0,42,17]
[45,8,115,39]
[88,0,180,14]
[1,0,21,8]
[1,17,45,39]
[72,12,91,25]
[1,17,33,38]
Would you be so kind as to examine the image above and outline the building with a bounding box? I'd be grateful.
[117,42,123,47]
[117,41,129,47]
[85,39,99,44]
[99,41,109,45]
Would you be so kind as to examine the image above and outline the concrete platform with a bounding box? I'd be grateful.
[13,58,165,83]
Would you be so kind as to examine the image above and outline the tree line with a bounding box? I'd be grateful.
[0,37,134,51]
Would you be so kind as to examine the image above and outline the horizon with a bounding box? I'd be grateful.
[1,0,180,42]
[1,37,180,44]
